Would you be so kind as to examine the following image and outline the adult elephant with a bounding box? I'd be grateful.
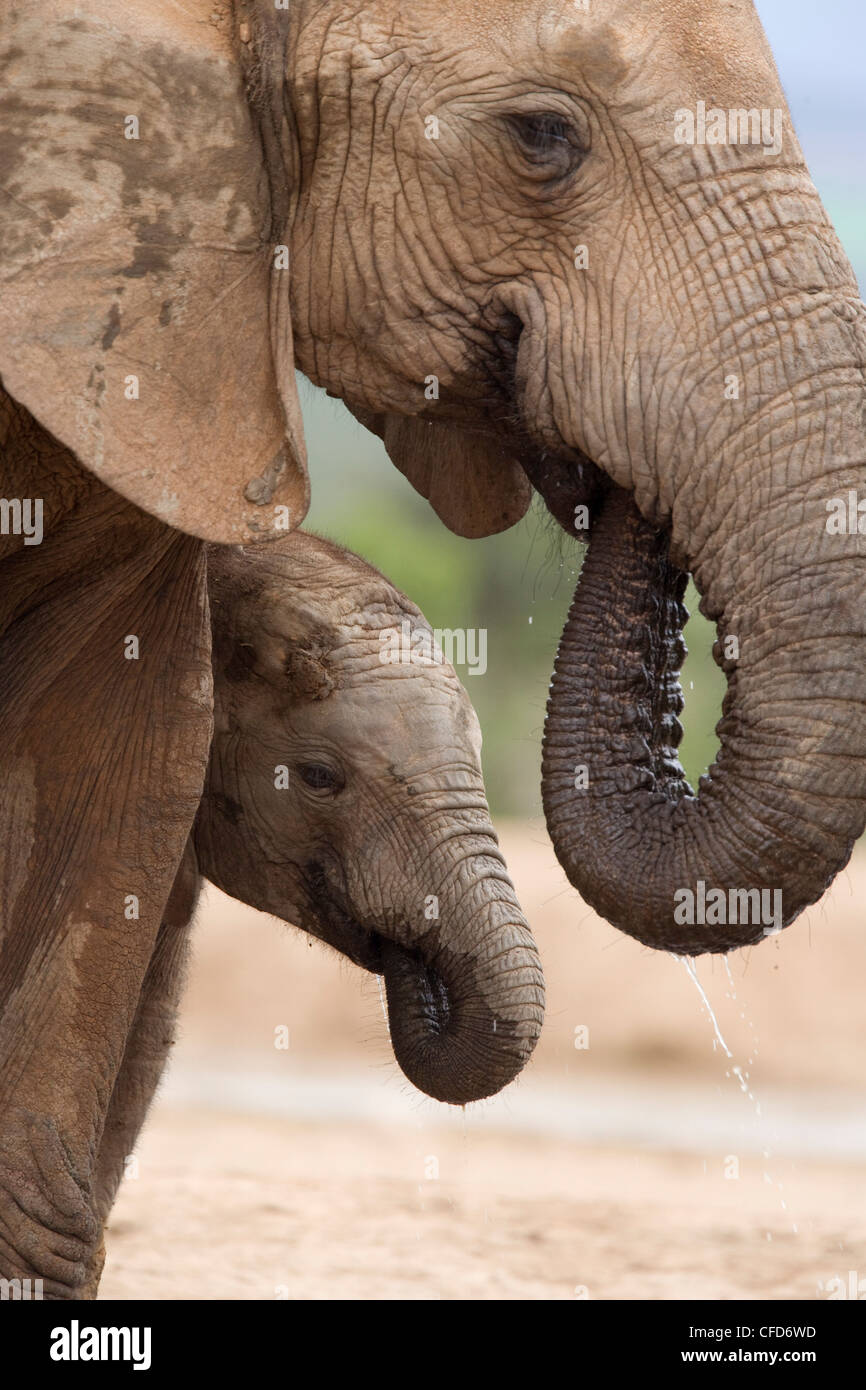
[0,0,863,1292]
[0,0,532,1299]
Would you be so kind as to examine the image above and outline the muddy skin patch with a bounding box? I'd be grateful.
[101,303,121,351]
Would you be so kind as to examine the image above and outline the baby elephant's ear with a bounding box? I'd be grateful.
[353,413,532,539]
[0,3,307,543]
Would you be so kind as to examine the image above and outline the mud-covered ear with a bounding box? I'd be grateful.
[0,2,307,543]
[207,543,335,695]
[351,411,532,539]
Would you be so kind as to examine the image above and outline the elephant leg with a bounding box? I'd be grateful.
[0,423,212,1299]
[93,842,201,1227]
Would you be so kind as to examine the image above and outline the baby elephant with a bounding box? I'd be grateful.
[95,532,544,1226]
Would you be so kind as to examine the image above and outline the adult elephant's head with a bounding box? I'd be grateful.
[281,0,866,954]
[3,0,864,952]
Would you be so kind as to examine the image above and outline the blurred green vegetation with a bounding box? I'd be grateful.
[301,383,725,818]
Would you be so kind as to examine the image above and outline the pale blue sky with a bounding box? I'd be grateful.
[754,1,864,286]
[755,0,866,114]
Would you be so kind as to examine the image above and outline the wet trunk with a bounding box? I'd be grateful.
[380,840,544,1104]
[542,485,866,954]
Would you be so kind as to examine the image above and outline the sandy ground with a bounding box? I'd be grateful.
[100,826,866,1301]
[101,1111,866,1301]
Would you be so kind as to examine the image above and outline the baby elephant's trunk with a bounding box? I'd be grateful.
[380,835,544,1105]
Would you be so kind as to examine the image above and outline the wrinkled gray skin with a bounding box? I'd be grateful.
[264,0,866,955]
[200,534,543,1113]
[93,534,544,1253]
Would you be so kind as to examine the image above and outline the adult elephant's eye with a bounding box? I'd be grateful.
[505,111,587,180]
[296,762,344,794]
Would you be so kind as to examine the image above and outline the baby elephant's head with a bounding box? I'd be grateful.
[196,534,544,1105]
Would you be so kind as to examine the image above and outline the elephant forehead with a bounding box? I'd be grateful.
[327,0,782,107]
[538,0,782,112]
[328,673,483,768]
[328,619,462,681]
[635,0,783,103]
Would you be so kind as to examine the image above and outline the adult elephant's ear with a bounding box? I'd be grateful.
[351,411,532,539]
[0,2,307,543]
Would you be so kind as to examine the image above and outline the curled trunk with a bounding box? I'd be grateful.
[542,486,866,954]
[379,841,544,1105]
[194,795,544,1105]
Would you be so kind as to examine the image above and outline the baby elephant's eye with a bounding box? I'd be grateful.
[296,762,344,794]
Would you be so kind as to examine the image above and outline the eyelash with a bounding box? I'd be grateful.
[505,111,588,178]
[513,113,571,149]
[296,762,344,794]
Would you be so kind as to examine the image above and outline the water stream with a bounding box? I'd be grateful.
[675,953,798,1234]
